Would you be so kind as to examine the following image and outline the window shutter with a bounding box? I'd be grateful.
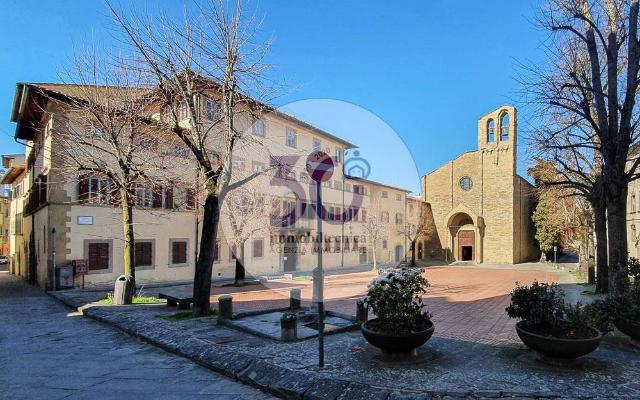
[165,186,174,209]
[153,186,163,208]
[78,175,89,202]
[186,189,196,209]
[172,241,187,264]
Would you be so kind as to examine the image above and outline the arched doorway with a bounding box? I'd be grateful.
[447,212,478,263]
[394,245,403,263]
[417,242,423,259]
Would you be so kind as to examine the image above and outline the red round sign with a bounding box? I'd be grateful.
[306,151,334,183]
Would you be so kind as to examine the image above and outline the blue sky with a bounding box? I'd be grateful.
[0,0,547,193]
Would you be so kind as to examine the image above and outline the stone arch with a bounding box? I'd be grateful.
[445,209,483,263]
[500,112,510,141]
[487,119,495,142]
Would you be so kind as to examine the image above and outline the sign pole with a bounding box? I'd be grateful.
[306,150,333,369]
[316,179,325,368]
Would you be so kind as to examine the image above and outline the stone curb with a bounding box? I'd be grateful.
[49,292,577,400]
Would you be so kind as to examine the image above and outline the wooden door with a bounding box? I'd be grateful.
[457,230,475,261]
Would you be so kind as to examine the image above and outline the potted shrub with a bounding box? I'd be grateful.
[506,281,602,359]
[361,268,434,355]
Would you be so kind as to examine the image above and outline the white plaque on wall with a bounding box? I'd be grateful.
[77,216,94,225]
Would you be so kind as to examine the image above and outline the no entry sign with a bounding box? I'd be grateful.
[306,151,334,183]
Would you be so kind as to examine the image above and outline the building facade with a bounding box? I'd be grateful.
[421,106,539,264]
[6,82,420,289]
[0,194,9,255]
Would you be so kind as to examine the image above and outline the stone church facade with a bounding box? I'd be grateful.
[421,106,539,264]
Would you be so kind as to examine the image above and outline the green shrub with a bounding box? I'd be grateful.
[505,281,565,327]
[363,268,431,334]
[506,281,598,334]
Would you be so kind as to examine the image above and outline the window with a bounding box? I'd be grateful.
[335,148,342,163]
[178,103,189,121]
[344,183,351,192]
[232,157,246,171]
[136,185,154,207]
[286,128,297,148]
[500,112,509,141]
[353,185,365,195]
[382,240,388,249]
[170,143,190,159]
[396,193,402,201]
[11,212,23,235]
[395,213,403,225]
[253,161,266,173]
[323,180,332,188]
[459,176,473,191]
[205,99,219,120]
[171,240,188,265]
[633,193,638,213]
[79,176,112,204]
[91,125,107,140]
[361,209,367,222]
[381,191,388,199]
[313,139,321,151]
[381,211,389,223]
[252,239,264,258]
[334,181,342,191]
[253,117,265,137]
[134,241,153,268]
[88,242,110,270]
[487,119,495,142]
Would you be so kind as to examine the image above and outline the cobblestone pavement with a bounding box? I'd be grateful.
[71,264,566,346]
[0,272,275,400]
[51,263,640,398]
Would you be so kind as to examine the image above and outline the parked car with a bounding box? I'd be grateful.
[0,255,8,265]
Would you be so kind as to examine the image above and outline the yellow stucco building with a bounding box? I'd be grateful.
[421,106,539,264]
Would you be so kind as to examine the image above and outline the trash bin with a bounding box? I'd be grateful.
[56,266,74,290]
[113,275,135,305]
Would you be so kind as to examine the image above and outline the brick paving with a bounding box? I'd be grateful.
[194,265,562,345]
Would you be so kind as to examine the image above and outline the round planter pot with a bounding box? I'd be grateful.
[361,318,434,354]
[614,319,640,341]
[515,320,603,359]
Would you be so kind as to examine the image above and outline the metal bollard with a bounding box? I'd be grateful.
[290,288,301,309]
[356,297,369,323]
[113,275,135,305]
[281,313,297,342]
[218,295,233,320]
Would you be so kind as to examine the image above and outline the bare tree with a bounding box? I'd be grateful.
[219,178,270,285]
[401,199,430,267]
[109,0,274,315]
[524,0,640,293]
[38,53,177,302]
[362,198,391,269]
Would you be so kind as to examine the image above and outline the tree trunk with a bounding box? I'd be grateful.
[121,189,136,284]
[193,193,219,317]
[116,188,136,305]
[606,188,628,295]
[234,242,246,285]
[592,200,609,293]
[372,240,377,270]
[411,240,416,267]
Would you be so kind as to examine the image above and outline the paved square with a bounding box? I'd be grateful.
[204,265,561,345]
